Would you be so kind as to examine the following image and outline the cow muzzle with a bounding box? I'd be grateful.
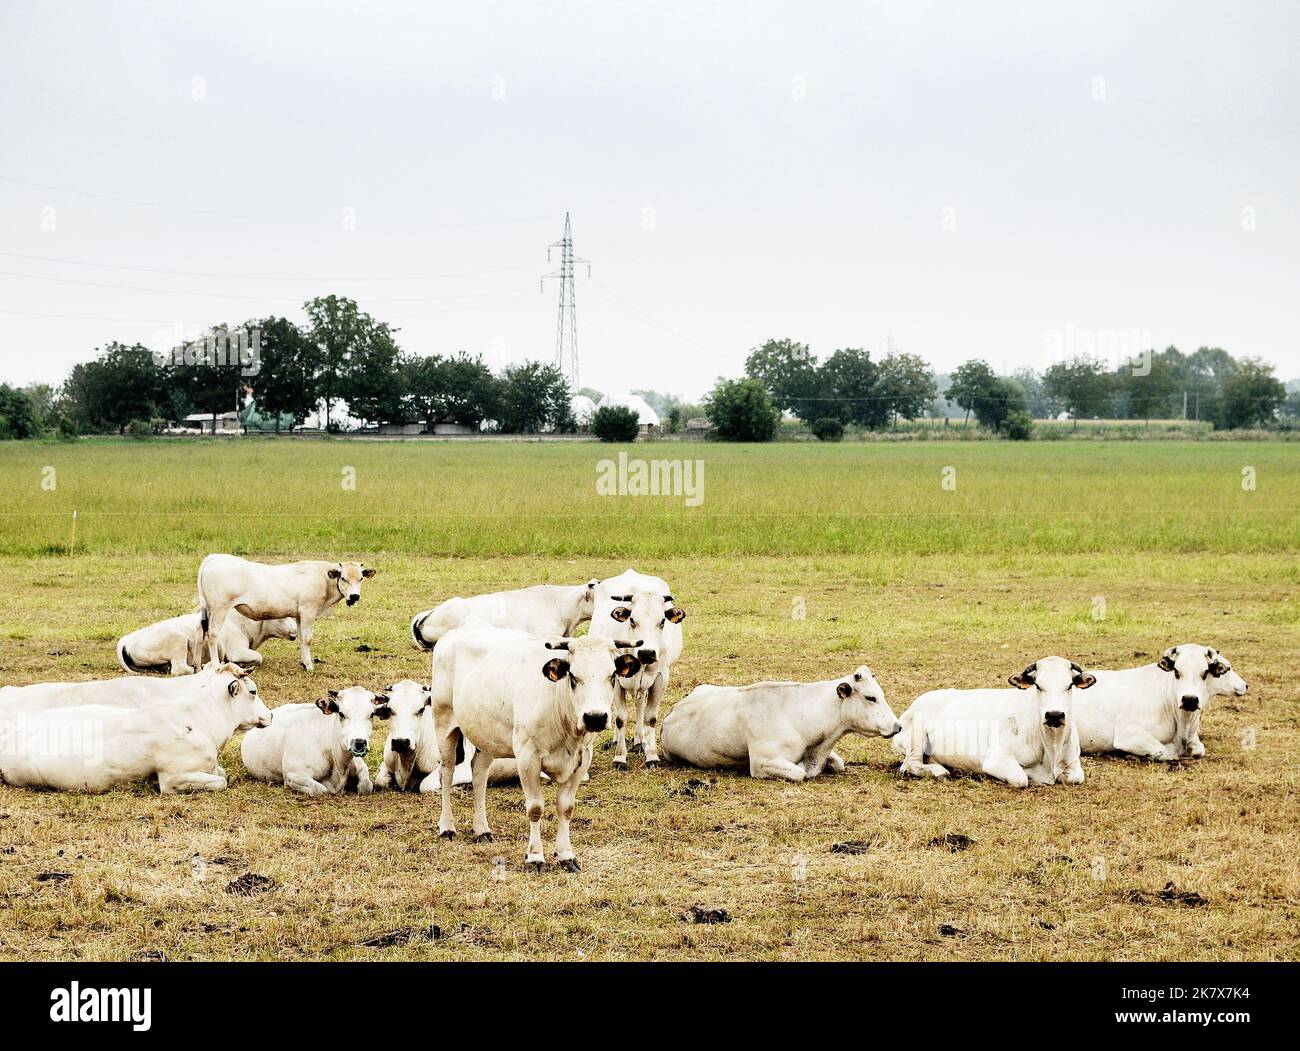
[582,712,609,733]
[390,738,412,756]
[885,721,903,737]
[636,649,657,665]
[1043,711,1066,729]
[350,738,369,756]
[346,594,360,607]
[1180,696,1200,712]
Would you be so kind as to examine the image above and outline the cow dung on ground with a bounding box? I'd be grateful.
[225,873,277,896]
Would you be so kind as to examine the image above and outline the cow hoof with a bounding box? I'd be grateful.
[525,860,546,874]
[611,759,628,771]
[558,858,581,872]
[600,739,615,751]
[645,759,661,769]
[474,832,493,844]
[629,742,644,754]
[439,830,455,841]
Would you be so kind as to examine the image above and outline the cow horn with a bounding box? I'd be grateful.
[613,639,643,649]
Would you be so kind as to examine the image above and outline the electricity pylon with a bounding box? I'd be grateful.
[541,211,590,391]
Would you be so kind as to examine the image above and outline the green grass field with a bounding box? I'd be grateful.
[0,438,1296,960]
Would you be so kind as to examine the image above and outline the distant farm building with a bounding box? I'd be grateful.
[570,394,597,427]
[599,393,660,434]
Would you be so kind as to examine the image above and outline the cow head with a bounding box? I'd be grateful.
[541,637,642,734]
[316,686,386,757]
[381,679,430,757]
[1157,644,1244,712]
[328,563,377,606]
[267,617,298,642]
[219,663,273,730]
[1009,656,1094,731]
[834,664,902,738]
[576,579,600,619]
[606,588,684,674]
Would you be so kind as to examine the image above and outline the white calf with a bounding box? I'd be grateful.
[0,665,270,793]
[1076,644,1248,761]
[118,611,297,675]
[410,579,598,650]
[660,665,902,781]
[198,554,376,671]
[893,656,1093,788]
[241,687,385,795]
[431,624,642,869]
[0,666,222,712]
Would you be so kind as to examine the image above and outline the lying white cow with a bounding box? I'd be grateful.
[661,665,902,781]
[410,579,598,651]
[118,610,297,675]
[0,664,270,793]
[198,554,376,671]
[374,679,518,792]
[241,686,385,795]
[893,656,1093,787]
[1075,644,1248,761]
[588,568,685,769]
[431,623,642,869]
[0,665,222,712]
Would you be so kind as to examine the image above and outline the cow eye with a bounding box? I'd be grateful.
[658,618,666,628]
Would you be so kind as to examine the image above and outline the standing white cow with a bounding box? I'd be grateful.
[588,568,685,769]
[0,665,270,793]
[410,580,598,651]
[660,665,902,781]
[431,624,642,870]
[893,656,1093,788]
[374,679,517,792]
[117,611,297,675]
[1075,644,1248,761]
[198,554,376,671]
[241,686,385,795]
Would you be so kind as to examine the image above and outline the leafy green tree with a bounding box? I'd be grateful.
[744,338,819,415]
[343,324,404,426]
[304,295,397,429]
[437,352,501,428]
[61,343,178,433]
[591,404,641,442]
[1004,409,1034,440]
[817,347,882,427]
[0,384,40,439]
[174,324,252,430]
[249,316,322,430]
[811,417,845,442]
[1115,352,1179,419]
[1011,368,1058,418]
[704,377,780,441]
[21,383,56,430]
[945,360,998,425]
[1043,355,1111,420]
[877,352,938,425]
[496,361,574,433]
[1218,359,1286,429]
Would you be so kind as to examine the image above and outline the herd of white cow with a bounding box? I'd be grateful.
[0,555,1249,869]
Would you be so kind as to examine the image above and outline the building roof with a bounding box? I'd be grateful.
[598,393,660,427]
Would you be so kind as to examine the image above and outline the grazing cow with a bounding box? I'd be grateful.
[241,686,385,795]
[892,656,1093,787]
[410,580,598,651]
[431,624,642,870]
[117,611,297,675]
[198,554,376,671]
[588,568,685,769]
[1075,644,1248,761]
[0,665,270,793]
[660,665,902,781]
[374,679,518,792]
[0,666,223,712]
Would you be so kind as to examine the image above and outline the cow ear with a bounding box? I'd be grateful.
[665,606,686,624]
[1073,672,1097,689]
[610,606,632,623]
[372,693,389,706]
[836,682,852,699]
[327,567,341,579]
[328,689,339,699]
[372,706,392,720]
[1208,660,1229,677]
[587,578,598,589]
[316,697,337,715]
[1009,665,1036,689]
[1157,650,1177,673]
[542,658,571,683]
[614,654,642,679]
[362,567,377,579]
[227,679,241,698]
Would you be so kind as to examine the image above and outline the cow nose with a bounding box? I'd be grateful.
[1043,711,1066,728]
[1180,696,1200,711]
[636,649,657,664]
[346,595,359,606]
[350,738,369,755]
[582,712,608,733]
[888,722,903,737]
[391,738,411,755]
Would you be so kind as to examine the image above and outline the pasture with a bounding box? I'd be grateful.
[0,438,1297,961]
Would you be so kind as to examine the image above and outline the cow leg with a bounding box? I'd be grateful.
[749,753,807,781]
[981,752,1030,788]
[158,770,228,793]
[284,771,333,796]
[470,747,494,841]
[1061,758,1085,784]
[1112,726,1179,761]
[610,683,630,769]
[631,688,646,753]
[518,755,547,869]
[641,675,665,766]
[349,757,373,794]
[436,727,461,839]
[296,609,317,671]
[374,755,394,790]
[164,639,192,675]
[895,722,949,778]
[553,768,582,870]
[204,605,230,666]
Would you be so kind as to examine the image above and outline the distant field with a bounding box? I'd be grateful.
[0,438,1296,961]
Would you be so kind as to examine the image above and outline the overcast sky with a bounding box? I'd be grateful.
[1,0,1296,399]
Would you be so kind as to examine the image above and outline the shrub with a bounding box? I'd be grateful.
[591,404,640,442]
[704,378,780,442]
[126,418,153,438]
[1003,410,1034,440]
[811,417,845,442]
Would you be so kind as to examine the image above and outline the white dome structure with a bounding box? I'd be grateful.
[570,394,597,426]
[598,393,660,429]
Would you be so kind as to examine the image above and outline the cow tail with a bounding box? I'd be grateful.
[411,611,434,651]
[455,733,465,767]
[116,637,134,674]
[117,639,164,675]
